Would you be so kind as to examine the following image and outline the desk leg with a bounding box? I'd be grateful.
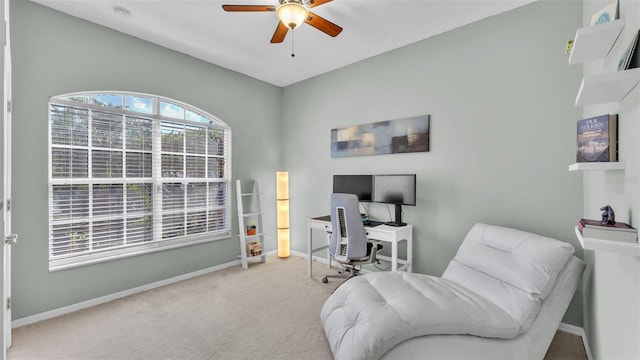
[391,238,398,271]
[407,228,413,272]
[308,227,313,278]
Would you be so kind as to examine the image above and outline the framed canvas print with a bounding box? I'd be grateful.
[331,115,429,158]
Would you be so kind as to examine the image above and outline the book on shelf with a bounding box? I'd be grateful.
[578,218,638,243]
[590,0,619,26]
[576,114,618,163]
[618,29,640,71]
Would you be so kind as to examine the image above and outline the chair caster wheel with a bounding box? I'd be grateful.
[322,277,328,283]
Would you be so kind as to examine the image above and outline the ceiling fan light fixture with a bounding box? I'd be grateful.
[276,0,308,30]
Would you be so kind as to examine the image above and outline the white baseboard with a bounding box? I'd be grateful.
[558,322,583,336]
[558,322,593,360]
[291,249,330,264]
[12,251,275,328]
[290,249,308,258]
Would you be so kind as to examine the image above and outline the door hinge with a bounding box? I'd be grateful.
[4,233,16,245]
[6,297,10,310]
[6,100,11,113]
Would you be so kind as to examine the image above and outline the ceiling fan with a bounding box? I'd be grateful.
[222,0,343,44]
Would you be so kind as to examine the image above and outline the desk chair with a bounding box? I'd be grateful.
[322,193,381,284]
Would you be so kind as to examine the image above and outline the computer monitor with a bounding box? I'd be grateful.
[372,174,416,226]
[332,175,373,202]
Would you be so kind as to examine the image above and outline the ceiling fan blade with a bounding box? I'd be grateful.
[306,0,333,8]
[271,21,289,43]
[305,12,342,37]
[222,5,276,12]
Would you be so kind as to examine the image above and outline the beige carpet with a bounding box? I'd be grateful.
[8,256,587,359]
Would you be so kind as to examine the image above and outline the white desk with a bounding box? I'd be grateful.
[307,216,413,278]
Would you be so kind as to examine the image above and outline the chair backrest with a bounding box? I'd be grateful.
[329,193,368,262]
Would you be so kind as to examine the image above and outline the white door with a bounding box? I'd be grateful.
[1,0,13,358]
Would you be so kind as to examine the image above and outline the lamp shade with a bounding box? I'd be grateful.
[276,171,289,199]
[276,0,308,30]
[277,228,290,258]
[277,200,290,228]
[276,171,290,258]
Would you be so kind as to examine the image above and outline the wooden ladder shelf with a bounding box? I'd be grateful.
[235,179,266,269]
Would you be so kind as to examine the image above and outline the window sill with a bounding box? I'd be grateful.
[49,232,230,272]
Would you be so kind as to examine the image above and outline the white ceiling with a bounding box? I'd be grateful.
[30,0,537,87]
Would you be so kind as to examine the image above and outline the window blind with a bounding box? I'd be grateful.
[48,93,231,270]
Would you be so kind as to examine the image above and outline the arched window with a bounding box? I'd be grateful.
[48,92,231,270]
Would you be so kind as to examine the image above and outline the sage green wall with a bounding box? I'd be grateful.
[11,0,282,320]
[282,0,585,325]
[580,0,640,358]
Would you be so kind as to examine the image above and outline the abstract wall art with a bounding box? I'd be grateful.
[330,114,429,158]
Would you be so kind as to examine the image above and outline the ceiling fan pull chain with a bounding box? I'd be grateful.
[291,30,295,57]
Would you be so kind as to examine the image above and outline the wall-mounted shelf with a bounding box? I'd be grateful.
[575,226,640,256]
[568,162,625,171]
[575,67,640,106]
[569,19,625,65]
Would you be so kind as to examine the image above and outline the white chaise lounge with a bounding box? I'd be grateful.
[321,223,585,360]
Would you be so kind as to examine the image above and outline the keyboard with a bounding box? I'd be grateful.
[313,215,383,227]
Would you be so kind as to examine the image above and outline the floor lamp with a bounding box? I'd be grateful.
[276,171,290,258]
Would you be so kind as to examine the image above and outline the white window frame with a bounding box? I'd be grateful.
[48,92,232,271]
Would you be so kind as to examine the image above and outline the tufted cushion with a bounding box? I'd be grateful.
[442,223,575,333]
[321,223,578,359]
[443,260,540,333]
[321,272,521,360]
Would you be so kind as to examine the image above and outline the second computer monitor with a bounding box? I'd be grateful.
[372,174,416,206]
[372,174,416,226]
